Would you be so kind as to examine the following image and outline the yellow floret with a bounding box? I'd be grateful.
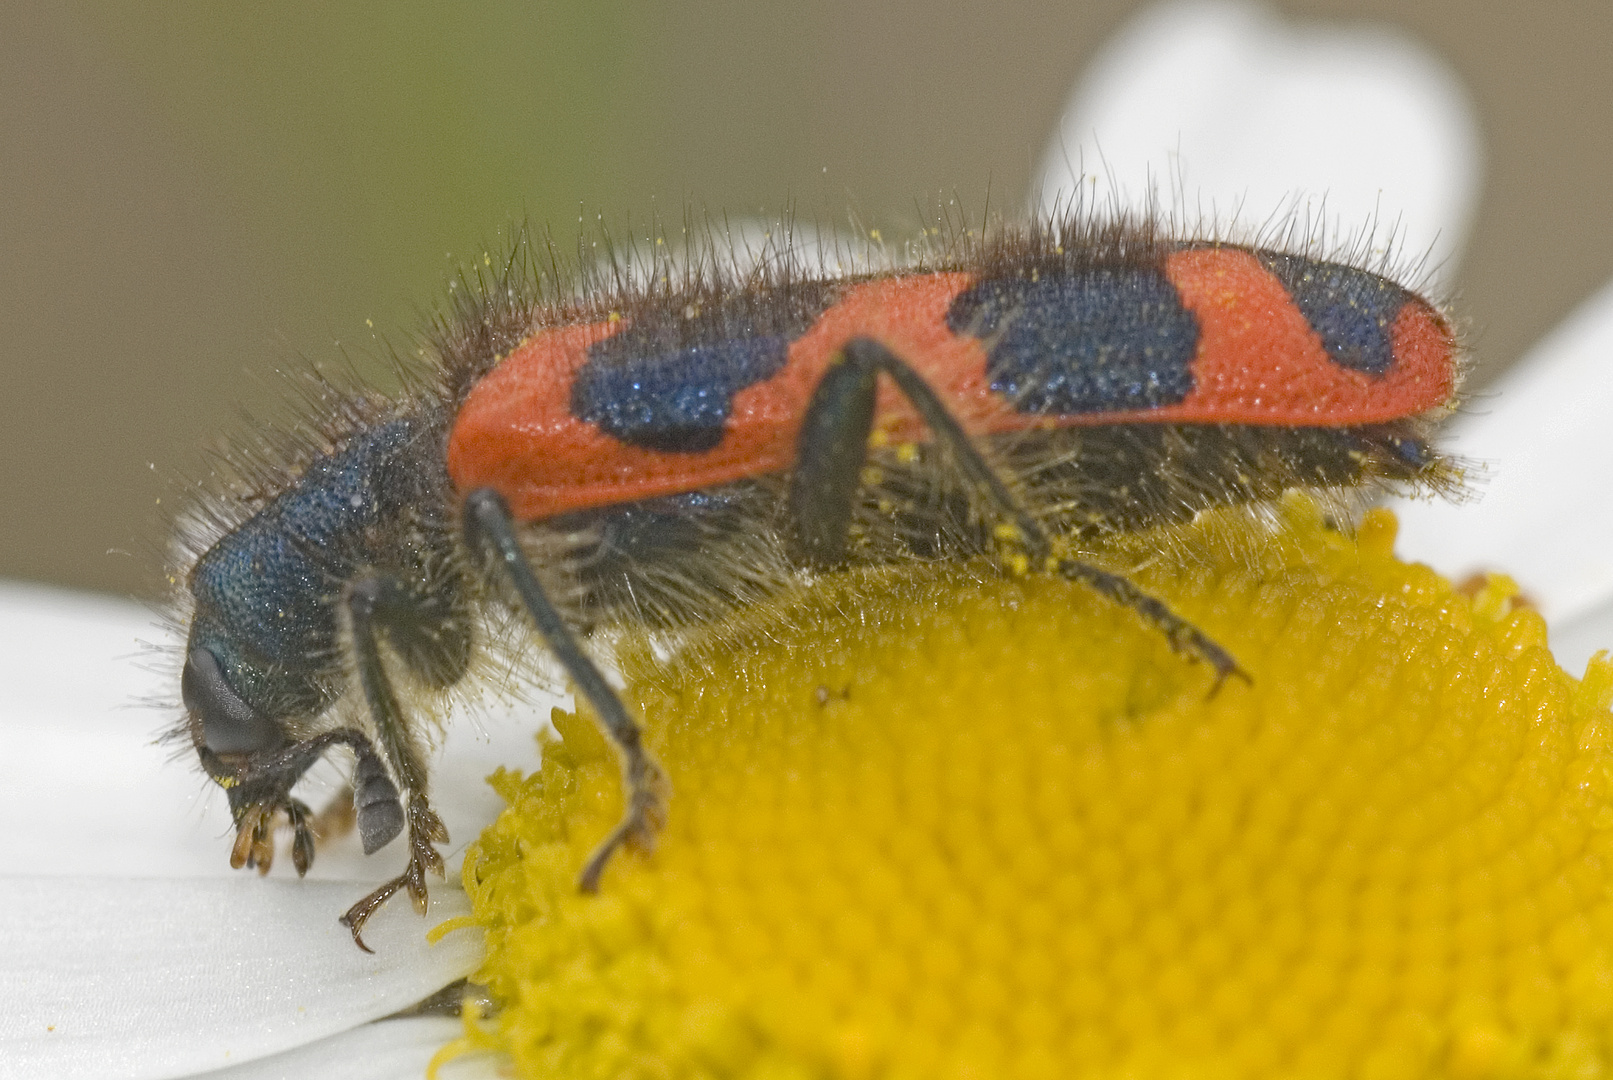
[442,498,1613,1080]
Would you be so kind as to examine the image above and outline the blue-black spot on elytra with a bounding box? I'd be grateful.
[572,337,790,453]
[947,268,1199,415]
[1260,255,1407,377]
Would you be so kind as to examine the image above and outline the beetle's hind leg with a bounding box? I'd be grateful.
[336,573,471,951]
[1056,560,1248,690]
[788,336,1245,682]
[463,488,670,893]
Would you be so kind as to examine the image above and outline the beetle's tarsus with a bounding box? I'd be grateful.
[1056,558,1246,689]
[577,757,669,892]
[338,795,447,951]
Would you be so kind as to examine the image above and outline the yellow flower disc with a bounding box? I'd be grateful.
[448,499,1613,1080]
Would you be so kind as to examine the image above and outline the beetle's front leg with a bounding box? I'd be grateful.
[336,573,465,951]
[337,794,449,950]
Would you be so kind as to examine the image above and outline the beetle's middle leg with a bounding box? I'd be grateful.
[787,336,1245,685]
[463,488,669,895]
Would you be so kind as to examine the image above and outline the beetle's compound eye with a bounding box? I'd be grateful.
[182,646,285,755]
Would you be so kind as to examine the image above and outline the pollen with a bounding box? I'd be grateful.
[449,499,1613,1080]
[993,521,1025,544]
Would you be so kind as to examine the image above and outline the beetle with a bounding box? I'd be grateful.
[174,213,1459,949]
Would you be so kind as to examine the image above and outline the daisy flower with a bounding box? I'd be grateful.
[4,2,1607,1077]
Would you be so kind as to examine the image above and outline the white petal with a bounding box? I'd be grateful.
[1036,0,1481,286]
[0,876,483,1080]
[0,581,240,878]
[187,1017,502,1080]
[1391,277,1613,673]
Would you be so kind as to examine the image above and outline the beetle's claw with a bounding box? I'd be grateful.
[577,758,670,893]
[338,794,447,952]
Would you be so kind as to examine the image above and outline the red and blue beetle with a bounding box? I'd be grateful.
[176,217,1458,948]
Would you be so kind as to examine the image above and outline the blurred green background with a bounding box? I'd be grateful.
[4,1,1611,599]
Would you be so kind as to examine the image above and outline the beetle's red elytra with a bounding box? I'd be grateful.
[173,213,1461,950]
[448,247,1454,521]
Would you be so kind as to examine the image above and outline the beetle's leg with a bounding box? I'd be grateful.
[1057,561,1249,689]
[788,337,1044,567]
[463,488,669,893]
[202,727,403,878]
[788,336,1244,681]
[337,573,464,952]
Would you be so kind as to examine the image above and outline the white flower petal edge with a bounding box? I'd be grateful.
[185,1018,496,1076]
[1037,0,1481,287]
[1391,277,1613,676]
[1,877,482,1080]
[189,1017,500,1080]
